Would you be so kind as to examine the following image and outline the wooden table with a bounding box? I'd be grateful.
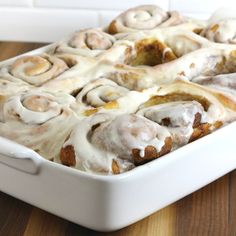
[0,41,236,236]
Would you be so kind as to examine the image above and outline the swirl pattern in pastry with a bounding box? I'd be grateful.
[0,54,68,86]
[137,81,236,147]
[60,113,172,174]
[108,5,186,34]
[0,89,79,160]
[55,28,116,57]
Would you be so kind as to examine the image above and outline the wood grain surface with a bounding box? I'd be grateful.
[0,42,236,236]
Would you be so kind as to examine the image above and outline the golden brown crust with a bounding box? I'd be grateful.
[11,56,50,76]
[132,137,172,165]
[189,123,211,142]
[211,91,236,112]
[112,159,120,174]
[129,39,177,66]
[193,28,204,34]
[0,95,6,104]
[192,112,202,128]
[210,24,219,33]
[213,121,223,129]
[108,20,118,34]
[144,92,210,111]
[60,145,76,167]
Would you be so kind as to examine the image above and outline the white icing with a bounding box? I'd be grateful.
[9,54,68,86]
[0,78,31,96]
[56,28,116,57]
[192,73,236,103]
[138,101,206,146]
[91,114,170,160]
[0,89,78,160]
[137,96,226,147]
[192,73,236,91]
[76,78,129,108]
[123,5,169,29]
[64,113,170,174]
[203,19,236,44]
[110,4,191,33]
[64,113,117,174]
[3,90,75,125]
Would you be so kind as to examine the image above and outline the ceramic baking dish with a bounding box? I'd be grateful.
[0,46,236,232]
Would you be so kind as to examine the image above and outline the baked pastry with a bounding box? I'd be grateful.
[59,113,172,174]
[55,28,116,57]
[0,4,236,175]
[86,46,236,91]
[137,81,235,147]
[59,80,236,174]
[0,89,79,160]
[108,5,205,34]
[72,78,155,116]
[0,54,68,86]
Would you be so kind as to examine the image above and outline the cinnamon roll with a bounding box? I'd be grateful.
[91,46,236,91]
[55,28,115,57]
[137,81,236,147]
[0,54,68,86]
[0,89,79,160]
[1,4,236,176]
[108,5,186,34]
[72,78,157,116]
[59,113,172,174]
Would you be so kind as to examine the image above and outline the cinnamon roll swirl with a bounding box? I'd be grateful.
[72,78,156,116]
[73,78,129,115]
[60,113,172,174]
[137,81,236,147]
[55,28,115,57]
[0,89,79,160]
[0,54,68,86]
[108,5,186,34]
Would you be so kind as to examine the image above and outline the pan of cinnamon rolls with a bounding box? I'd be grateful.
[1,4,236,175]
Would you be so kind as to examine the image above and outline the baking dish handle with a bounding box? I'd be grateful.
[0,137,43,174]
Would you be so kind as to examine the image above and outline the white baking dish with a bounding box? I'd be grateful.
[0,46,236,232]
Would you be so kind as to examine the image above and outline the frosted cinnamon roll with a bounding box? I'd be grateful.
[55,28,115,57]
[0,54,68,86]
[137,81,236,147]
[93,47,236,91]
[0,78,32,120]
[60,113,172,174]
[73,78,129,115]
[108,5,185,34]
[201,19,236,44]
[72,78,157,116]
[0,90,79,160]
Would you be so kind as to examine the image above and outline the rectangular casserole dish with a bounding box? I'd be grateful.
[0,45,236,232]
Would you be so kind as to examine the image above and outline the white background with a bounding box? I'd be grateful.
[0,0,234,42]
